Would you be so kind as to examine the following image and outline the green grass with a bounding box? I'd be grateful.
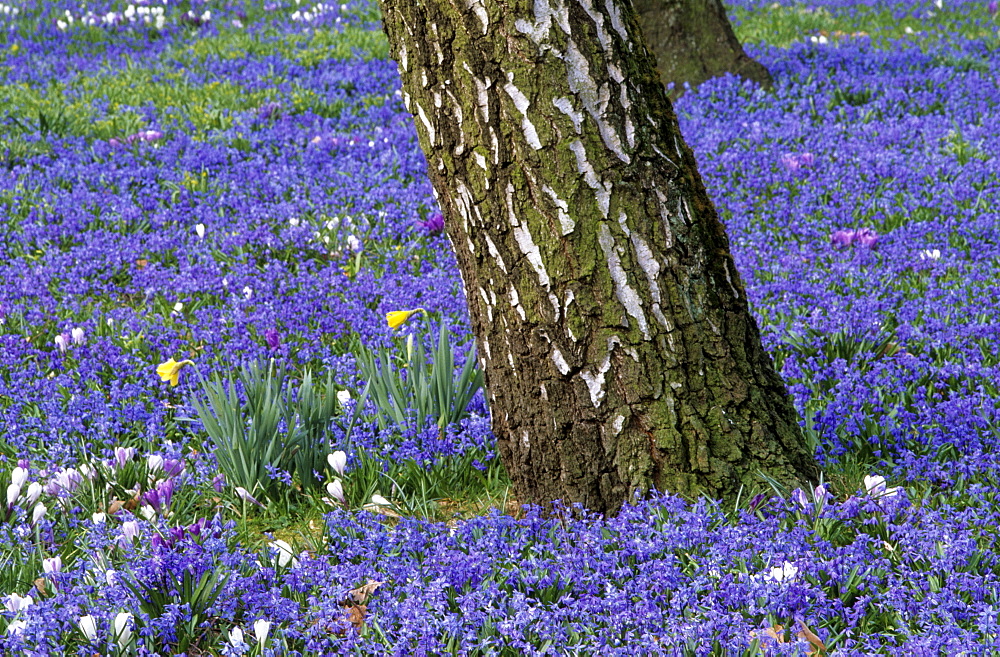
[730,2,1000,48]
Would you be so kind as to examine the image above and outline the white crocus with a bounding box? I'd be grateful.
[11,467,28,489]
[229,626,245,646]
[78,614,97,642]
[31,503,46,525]
[6,483,20,507]
[326,479,345,505]
[253,619,271,647]
[4,593,33,613]
[268,540,298,568]
[113,612,133,648]
[327,451,347,477]
[766,561,799,582]
[24,482,42,506]
[864,474,901,499]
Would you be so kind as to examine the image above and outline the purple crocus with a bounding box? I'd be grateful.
[264,328,281,351]
[990,0,998,13]
[418,212,445,235]
[781,152,816,173]
[830,229,856,248]
[831,228,879,249]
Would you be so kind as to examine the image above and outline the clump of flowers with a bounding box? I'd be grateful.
[781,152,816,173]
[830,227,879,248]
[109,130,164,148]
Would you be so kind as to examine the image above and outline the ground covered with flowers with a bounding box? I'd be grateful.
[1,0,999,654]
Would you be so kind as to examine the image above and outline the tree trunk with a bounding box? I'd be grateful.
[378,0,817,515]
[634,0,772,98]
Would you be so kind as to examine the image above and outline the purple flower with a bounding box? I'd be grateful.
[113,447,136,469]
[990,0,998,13]
[264,328,281,351]
[418,212,445,235]
[791,488,809,510]
[781,152,816,173]
[257,102,282,120]
[831,228,879,249]
[830,229,856,248]
[853,227,879,248]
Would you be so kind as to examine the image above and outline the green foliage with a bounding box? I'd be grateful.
[186,360,343,501]
[730,3,998,48]
[355,323,483,435]
[119,563,229,654]
[328,446,507,520]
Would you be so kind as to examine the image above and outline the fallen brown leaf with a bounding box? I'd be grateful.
[796,620,827,656]
[348,579,383,605]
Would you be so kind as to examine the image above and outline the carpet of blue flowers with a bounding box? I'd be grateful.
[1,0,1000,654]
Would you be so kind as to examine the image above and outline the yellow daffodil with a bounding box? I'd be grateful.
[156,358,195,387]
[385,308,425,330]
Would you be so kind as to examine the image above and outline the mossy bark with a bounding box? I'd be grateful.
[633,0,772,98]
[378,0,817,515]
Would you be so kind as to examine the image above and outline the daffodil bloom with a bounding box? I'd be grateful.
[386,308,425,330]
[156,358,195,387]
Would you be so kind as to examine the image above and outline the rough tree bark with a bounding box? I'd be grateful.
[634,0,772,97]
[378,0,818,515]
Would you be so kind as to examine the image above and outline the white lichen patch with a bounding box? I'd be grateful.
[574,0,612,51]
[563,40,628,163]
[509,285,526,320]
[504,75,543,150]
[602,0,630,47]
[598,223,649,339]
[568,140,611,218]
[464,0,489,34]
[579,336,620,407]
[543,185,575,235]
[485,234,507,273]
[612,413,626,435]
[653,189,675,247]
[630,230,661,304]
[552,97,583,134]
[551,347,571,375]
[723,259,740,299]
[416,103,436,145]
[506,183,551,288]
[464,64,491,123]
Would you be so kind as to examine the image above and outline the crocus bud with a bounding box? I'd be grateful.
[43,556,62,574]
[71,327,85,345]
[11,467,28,489]
[6,483,21,507]
[31,503,46,524]
[328,451,347,477]
[24,482,42,507]
[54,334,69,353]
[78,614,97,642]
[121,521,140,542]
[229,626,245,646]
[195,223,205,238]
[113,612,133,648]
[254,619,271,647]
[326,480,345,505]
